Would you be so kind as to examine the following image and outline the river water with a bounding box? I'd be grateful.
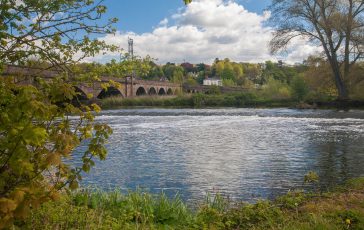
[75,108,364,202]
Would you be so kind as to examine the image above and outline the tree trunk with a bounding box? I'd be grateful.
[334,70,349,100]
[331,63,348,100]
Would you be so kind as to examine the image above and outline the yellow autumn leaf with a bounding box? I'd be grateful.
[0,198,17,213]
[46,153,61,165]
[12,190,25,203]
[22,127,48,146]
[69,180,79,190]
[87,93,94,99]
[91,103,101,113]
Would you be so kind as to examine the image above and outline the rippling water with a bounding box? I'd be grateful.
[74,108,364,202]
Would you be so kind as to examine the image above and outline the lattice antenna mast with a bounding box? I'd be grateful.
[128,37,134,60]
[128,37,135,96]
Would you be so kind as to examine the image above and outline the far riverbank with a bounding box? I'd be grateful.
[97,93,364,110]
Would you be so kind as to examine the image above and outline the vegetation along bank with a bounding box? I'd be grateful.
[21,177,364,229]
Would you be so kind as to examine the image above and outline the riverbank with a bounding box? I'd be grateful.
[23,177,364,229]
[97,93,364,110]
[98,93,296,109]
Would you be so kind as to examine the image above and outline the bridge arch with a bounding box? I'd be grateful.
[73,86,88,101]
[158,88,166,95]
[148,87,157,95]
[97,87,123,99]
[136,87,147,96]
[167,88,173,95]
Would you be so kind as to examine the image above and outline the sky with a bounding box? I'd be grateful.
[87,0,320,64]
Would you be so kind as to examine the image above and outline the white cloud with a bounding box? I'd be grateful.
[88,0,318,64]
[158,18,169,27]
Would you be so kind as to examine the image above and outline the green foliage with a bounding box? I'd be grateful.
[222,79,236,87]
[185,76,199,86]
[221,65,235,81]
[304,171,319,184]
[291,75,309,101]
[192,93,204,107]
[0,0,117,68]
[184,0,192,4]
[104,56,153,78]
[0,78,112,227]
[350,80,364,100]
[27,190,193,229]
[24,177,364,229]
[149,65,165,80]
[172,67,184,84]
[0,0,117,226]
[221,201,284,229]
[276,190,306,210]
[205,85,221,95]
[261,78,292,100]
[98,91,295,109]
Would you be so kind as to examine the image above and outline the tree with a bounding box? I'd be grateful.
[233,63,244,79]
[243,63,262,84]
[180,62,195,73]
[162,62,176,80]
[303,55,339,98]
[0,0,118,70]
[171,67,184,84]
[0,0,116,227]
[290,75,309,101]
[215,61,225,77]
[262,61,288,83]
[269,0,364,100]
[149,66,165,80]
[221,66,235,81]
[105,55,153,78]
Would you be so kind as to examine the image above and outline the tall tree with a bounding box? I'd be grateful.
[269,0,364,100]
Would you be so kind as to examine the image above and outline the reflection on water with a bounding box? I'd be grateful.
[74,108,364,202]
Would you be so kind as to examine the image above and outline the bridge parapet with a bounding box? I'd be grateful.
[3,64,62,78]
[1,65,181,99]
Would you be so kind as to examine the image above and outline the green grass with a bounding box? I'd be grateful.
[98,92,296,109]
[20,177,364,229]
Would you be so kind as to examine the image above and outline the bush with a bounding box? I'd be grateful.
[261,78,292,100]
[290,75,309,101]
[0,79,112,228]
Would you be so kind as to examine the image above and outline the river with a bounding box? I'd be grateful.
[74,108,364,202]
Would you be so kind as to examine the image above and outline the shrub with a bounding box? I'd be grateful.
[261,78,292,100]
[290,75,309,101]
[0,79,112,228]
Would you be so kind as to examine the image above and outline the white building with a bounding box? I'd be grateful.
[203,78,223,86]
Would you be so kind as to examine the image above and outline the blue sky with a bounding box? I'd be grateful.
[89,0,316,64]
[103,0,271,33]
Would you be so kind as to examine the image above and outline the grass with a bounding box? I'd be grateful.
[98,92,296,109]
[20,177,364,229]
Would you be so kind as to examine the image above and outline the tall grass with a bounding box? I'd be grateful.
[98,92,296,109]
[27,189,193,229]
[23,177,364,229]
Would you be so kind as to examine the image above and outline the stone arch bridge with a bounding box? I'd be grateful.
[2,65,181,100]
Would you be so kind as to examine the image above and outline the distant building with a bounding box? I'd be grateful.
[203,78,223,86]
